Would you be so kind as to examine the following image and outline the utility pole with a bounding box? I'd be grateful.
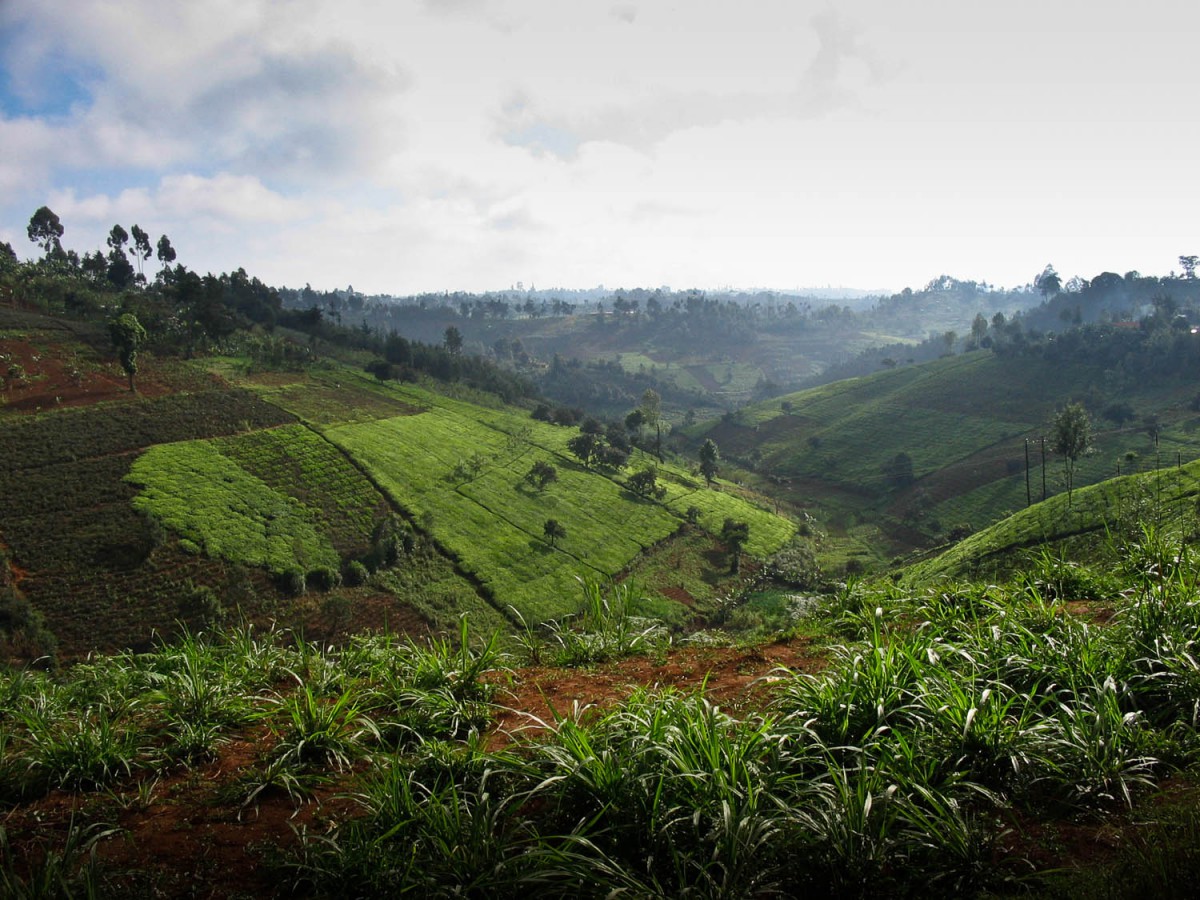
[1040,436,1047,501]
[1024,439,1031,507]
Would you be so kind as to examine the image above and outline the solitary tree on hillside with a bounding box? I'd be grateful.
[1051,402,1092,506]
[627,466,665,499]
[699,438,720,485]
[640,388,663,461]
[721,518,751,574]
[567,431,602,468]
[543,518,566,548]
[525,460,558,491]
[109,312,147,392]
[27,206,64,258]
[444,325,463,355]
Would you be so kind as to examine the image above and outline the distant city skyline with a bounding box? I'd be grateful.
[2,1,1197,294]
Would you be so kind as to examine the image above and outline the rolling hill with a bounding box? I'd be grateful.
[0,309,795,660]
[685,347,1200,569]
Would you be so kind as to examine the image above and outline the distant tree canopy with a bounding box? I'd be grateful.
[27,206,64,258]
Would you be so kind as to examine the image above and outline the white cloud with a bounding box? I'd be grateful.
[4,0,1200,293]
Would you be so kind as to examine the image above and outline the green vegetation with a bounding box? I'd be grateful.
[126,441,339,576]
[7,545,1200,892]
[904,458,1200,584]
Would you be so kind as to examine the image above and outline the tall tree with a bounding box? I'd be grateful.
[1035,264,1062,299]
[27,206,64,258]
[108,312,147,392]
[543,518,566,548]
[156,234,177,272]
[1051,402,1092,506]
[640,388,663,461]
[721,518,750,574]
[444,325,463,355]
[699,438,720,485]
[130,225,152,281]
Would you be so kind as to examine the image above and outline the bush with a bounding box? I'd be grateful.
[307,566,342,592]
[342,560,370,587]
[278,568,307,596]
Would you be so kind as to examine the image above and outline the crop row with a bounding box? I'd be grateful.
[263,376,422,426]
[214,424,385,554]
[126,441,340,576]
[0,388,295,473]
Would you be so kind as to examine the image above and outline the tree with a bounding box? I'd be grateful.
[1180,255,1198,280]
[156,234,177,273]
[699,438,720,485]
[130,225,152,282]
[969,313,988,348]
[627,466,665,499]
[525,460,558,491]
[108,312,147,392]
[543,518,566,547]
[640,388,663,461]
[721,518,750,574]
[27,206,64,258]
[1051,402,1092,506]
[566,431,602,468]
[107,224,129,253]
[1035,264,1062,299]
[444,325,463,355]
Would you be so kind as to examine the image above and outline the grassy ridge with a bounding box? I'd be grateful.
[303,372,796,621]
[326,410,683,622]
[904,459,1200,583]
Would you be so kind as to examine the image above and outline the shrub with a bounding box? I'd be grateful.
[279,568,307,596]
[343,560,370,587]
[308,566,342,592]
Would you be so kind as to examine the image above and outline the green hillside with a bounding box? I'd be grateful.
[903,458,1200,584]
[0,316,795,659]
[254,368,795,623]
[687,349,1200,565]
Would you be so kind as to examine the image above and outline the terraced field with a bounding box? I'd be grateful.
[315,374,795,621]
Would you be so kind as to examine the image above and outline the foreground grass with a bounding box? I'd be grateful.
[6,544,1200,895]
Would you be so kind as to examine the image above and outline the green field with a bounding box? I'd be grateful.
[127,439,341,576]
[687,350,1200,561]
[321,378,795,621]
[904,458,1200,583]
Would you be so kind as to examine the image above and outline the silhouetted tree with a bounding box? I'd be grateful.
[543,518,566,547]
[26,206,64,258]
[699,438,720,485]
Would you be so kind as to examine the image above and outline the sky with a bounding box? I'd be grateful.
[1,0,1198,296]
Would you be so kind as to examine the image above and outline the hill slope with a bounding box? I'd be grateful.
[686,349,1200,565]
[1,312,795,659]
